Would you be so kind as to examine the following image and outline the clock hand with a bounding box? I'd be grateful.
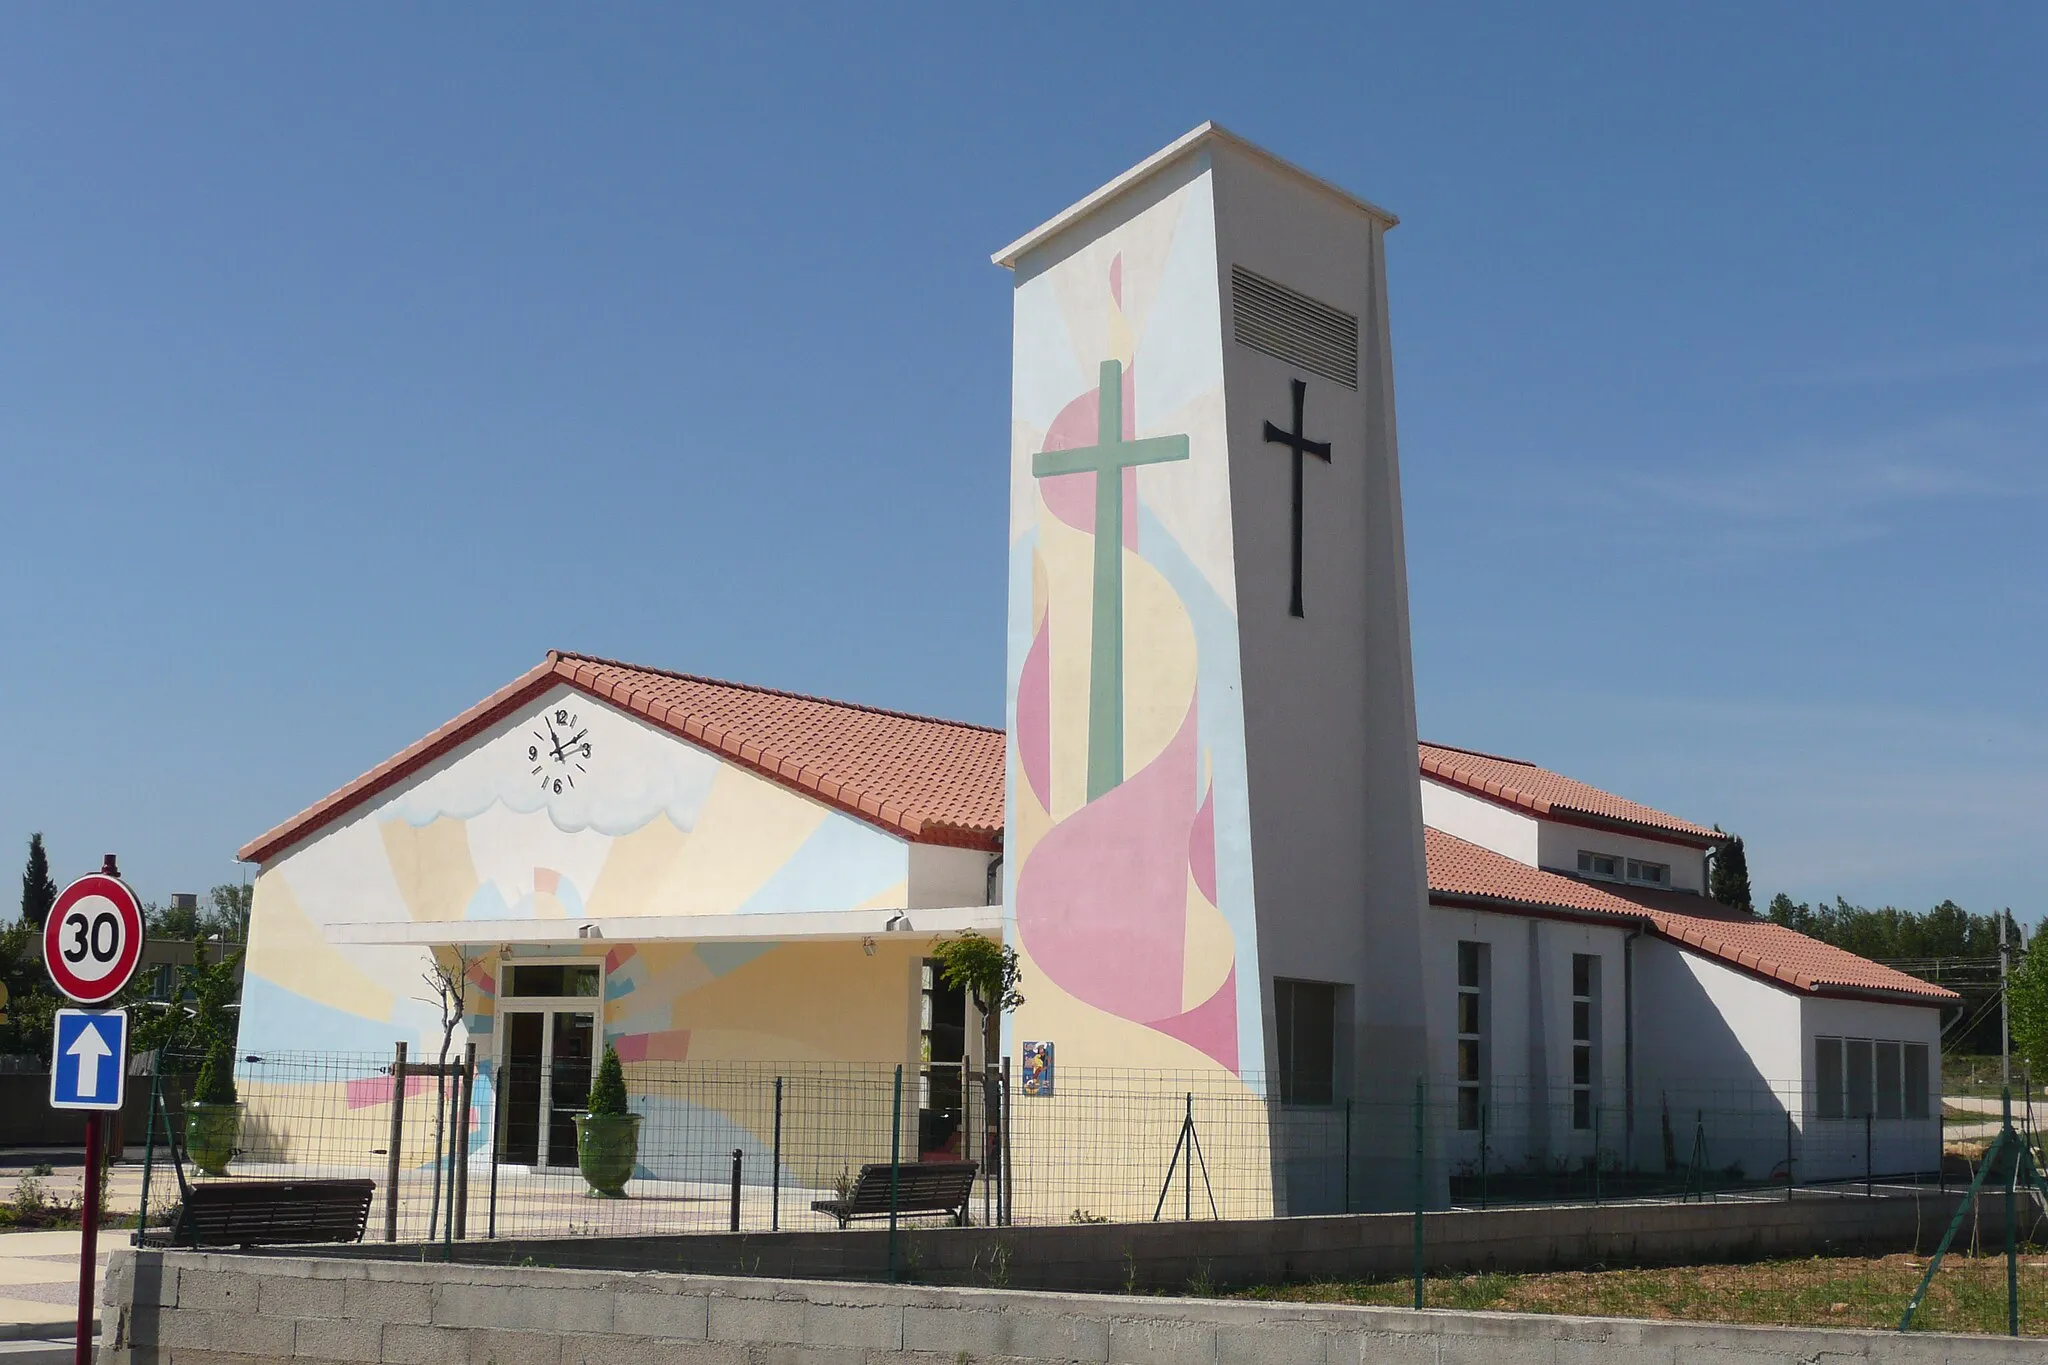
[545,721,567,762]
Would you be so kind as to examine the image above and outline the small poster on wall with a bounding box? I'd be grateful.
[1020,1041,1054,1097]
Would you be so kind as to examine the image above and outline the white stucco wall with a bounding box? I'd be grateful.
[1799,994,1944,1180]
[1425,906,1629,1175]
[1534,821,1709,893]
[1419,780,1540,867]
[907,845,997,910]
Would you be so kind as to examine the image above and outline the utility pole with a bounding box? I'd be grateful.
[1999,912,2011,1090]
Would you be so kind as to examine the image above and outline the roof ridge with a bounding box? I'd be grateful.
[548,650,1004,735]
[1419,740,1535,767]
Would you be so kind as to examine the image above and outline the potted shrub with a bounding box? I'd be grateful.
[573,1044,640,1197]
[131,937,246,1178]
[184,1041,243,1176]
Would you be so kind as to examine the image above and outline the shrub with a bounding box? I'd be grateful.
[586,1044,628,1116]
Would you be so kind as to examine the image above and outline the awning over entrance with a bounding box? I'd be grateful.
[320,905,1003,948]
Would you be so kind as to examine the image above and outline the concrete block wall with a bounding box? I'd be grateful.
[290,1189,2022,1295]
[104,1250,2043,1365]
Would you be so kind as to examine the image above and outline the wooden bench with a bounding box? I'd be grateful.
[139,1088,376,1248]
[811,1160,977,1228]
[143,1178,377,1249]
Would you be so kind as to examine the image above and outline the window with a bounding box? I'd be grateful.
[1576,851,1621,882]
[1571,954,1600,1130]
[1846,1039,1874,1119]
[1815,1038,1845,1119]
[1625,859,1670,888]
[1904,1043,1930,1119]
[1818,1036,1930,1121]
[1456,942,1489,1130]
[503,964,600,998]
[1276,979,1337,1106]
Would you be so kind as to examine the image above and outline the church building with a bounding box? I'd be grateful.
[234,125,1952,1215]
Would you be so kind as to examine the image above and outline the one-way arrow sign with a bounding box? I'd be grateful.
[50,1009,127,1112]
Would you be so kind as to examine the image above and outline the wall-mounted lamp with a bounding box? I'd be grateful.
[577,924,604,940]
[884,913,911,933]
[861,936,876,956]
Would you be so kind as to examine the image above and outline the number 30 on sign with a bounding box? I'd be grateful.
[44,873,144,1005]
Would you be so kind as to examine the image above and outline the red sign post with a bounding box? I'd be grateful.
[46,856,144,1365]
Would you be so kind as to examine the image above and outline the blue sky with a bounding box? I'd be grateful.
[2,5,2040,920]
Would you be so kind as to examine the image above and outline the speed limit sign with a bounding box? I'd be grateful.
[44,872,145,1005]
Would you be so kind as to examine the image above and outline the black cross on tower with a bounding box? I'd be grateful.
[1262,377,1332,618]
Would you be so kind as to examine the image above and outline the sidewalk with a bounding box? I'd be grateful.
[0,1149,152,1340]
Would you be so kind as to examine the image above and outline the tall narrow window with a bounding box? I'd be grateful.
[1815,1038,1845,1120]
[1904,1043,1930,1120]
[1456,941,1488,1130]
[1276,979,1337,1106]
[1875,1041,1903,1120]
[1846,1039,1874,1119]
[1571,954,1600,1130]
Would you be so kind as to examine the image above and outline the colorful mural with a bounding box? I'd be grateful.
[1003,157,1264,1084]
[239,682,920,1069]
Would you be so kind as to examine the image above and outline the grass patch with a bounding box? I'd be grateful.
[1234,1252,2048,1336]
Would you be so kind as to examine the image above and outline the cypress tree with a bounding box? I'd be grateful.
[20,834,56,928]
[1708,830,1752,914]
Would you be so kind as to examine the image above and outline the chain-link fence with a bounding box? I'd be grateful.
[127,1050,1972,1245]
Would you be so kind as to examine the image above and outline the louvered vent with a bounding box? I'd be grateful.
[1230,266,1358,389]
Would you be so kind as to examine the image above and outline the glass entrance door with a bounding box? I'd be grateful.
[497,1008,597,1167]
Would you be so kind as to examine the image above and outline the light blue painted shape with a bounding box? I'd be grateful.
[729,812,907,917]
[696,942,777,977]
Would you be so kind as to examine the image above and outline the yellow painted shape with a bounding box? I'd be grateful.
[379,818,479,923]
[246,871,396,1022]
[665,940,917,1064]
[531,891,567,919]
[1119,548,1197,779]
[1005,703,1055,871]
[1037,491,1096,820]
[1031,548,1048,635]
[1182,871,1235,1014]
[584,814,690,919]
[647,763,829,915]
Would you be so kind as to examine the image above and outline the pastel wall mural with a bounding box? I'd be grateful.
[1003,157,1265,1086]
[239,683,919,1070]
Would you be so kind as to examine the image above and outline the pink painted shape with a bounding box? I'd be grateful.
[465,963,497,996]
[1188,781,1217,905]
[1036,367,1142,549]
[346,1073,432,1110]
[1014,696,1200,1025]
[534,868,559,895]
[604,944,637,974]
[1145,966,1239,1073]
[1017,621,1052,810]
[611,1029,690,1064]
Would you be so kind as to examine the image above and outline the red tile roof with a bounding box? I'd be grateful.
[238,651,1006,864]
[1419,742,1726,846]
[1426,829,1956,1004]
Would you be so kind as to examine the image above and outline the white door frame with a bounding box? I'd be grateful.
[496,1000,601,1168]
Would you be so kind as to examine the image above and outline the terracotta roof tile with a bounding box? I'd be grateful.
[1420,742,1725,845]
[239,651,1005,864]
[1425,829,1956,1004]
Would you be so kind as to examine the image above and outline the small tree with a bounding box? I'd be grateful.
[208,883,253,942]
[419,949,479,1238]
[2010,921,2048,1084]
[930,931,1024,1069]
[587,1044,628,1116]
[1708,830,1752,914]
[20,834,56,929]
[134,938,246,1105]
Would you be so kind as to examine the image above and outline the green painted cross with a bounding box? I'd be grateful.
[1031,359,1189,801]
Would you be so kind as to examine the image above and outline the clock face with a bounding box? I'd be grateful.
[525,706,594,795]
